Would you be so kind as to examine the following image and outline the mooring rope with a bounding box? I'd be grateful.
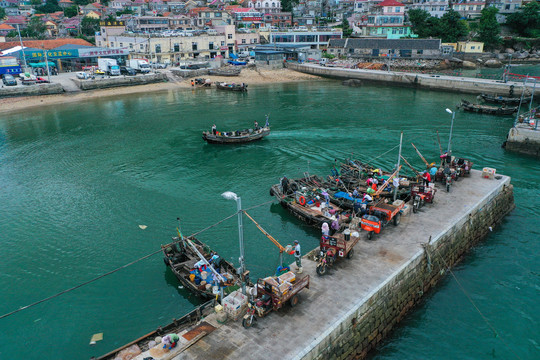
[433,246,522,360]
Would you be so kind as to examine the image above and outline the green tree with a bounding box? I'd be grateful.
[21,16,47,39]
[30,0,41,5]
[81,16,100,36]
[506,1,540,38]
[477,7,501,49]
[116,9,134,16]
[36,0,62,14]
[407,8,430,37]
[73,0,90,5]
[439,9,469,42]
[64,5,79,18]
[341,18,353,37]
[0,8,6,20]
[281,0,299,12]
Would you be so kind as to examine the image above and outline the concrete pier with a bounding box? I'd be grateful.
[505,124,540,158]
[0,83,64,98]
[124,169,514,360]
[287,63,534,95]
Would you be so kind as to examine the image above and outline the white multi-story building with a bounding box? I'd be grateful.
[409,0,449,17]
[247,0,282,14]
[452,0,486,19]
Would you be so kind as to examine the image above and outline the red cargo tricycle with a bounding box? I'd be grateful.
[360,200,404,240]
[410,183,436,213]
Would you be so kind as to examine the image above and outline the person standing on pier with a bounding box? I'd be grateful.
[292,240,302,274]
[422,171,431,186]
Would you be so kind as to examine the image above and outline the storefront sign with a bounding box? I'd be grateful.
[99,20,125,27]
[78,48,130,58]
[24,49,79,59]
[241,17,263,21]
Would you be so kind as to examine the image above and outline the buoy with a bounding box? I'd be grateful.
[298,196,306,206]
[138,225,147,230]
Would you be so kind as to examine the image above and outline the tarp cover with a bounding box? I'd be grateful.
[333,191,362,203]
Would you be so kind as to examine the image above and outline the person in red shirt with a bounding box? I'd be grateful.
[422,171,431,186]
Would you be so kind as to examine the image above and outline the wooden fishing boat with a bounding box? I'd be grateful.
[162,234,242,300]
[208,67,241,76]
[270,175,351,228]
[459,100,517,115]
[97,300,216,360]
[202,126,270,144]
[215,81,247,92]
[479,93,531,105]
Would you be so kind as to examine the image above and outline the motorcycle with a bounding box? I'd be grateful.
[315,248,337,276]
[242,294,273,328]
[412,193,426,213]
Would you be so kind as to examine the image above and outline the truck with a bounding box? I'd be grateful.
[97,58,120,76]
[128,59,150,74]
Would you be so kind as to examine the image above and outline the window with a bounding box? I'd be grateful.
[417,49,423,54]
[140,44,144,49]
[471,46,476,50]
[155,44,161,53]
[110,42,114,47]
[221,41,225,46]
[174,43,180,52]
[129,43,133,49]
[395,7,400,12]
[228,34,233,39]
[192,42,198,50]
[119,43,123,47]
[209,42,214,49]
[242,39,246,44]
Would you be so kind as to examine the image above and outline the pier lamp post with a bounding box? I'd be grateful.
[221,191,247,295]
[445,108,455,159]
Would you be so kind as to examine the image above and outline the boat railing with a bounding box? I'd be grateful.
[97,299,216,360]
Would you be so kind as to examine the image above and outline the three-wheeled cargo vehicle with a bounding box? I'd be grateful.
[360,200,405,240]
[410,183,436,213]
[315,230,360,276]
[242,273,310,328]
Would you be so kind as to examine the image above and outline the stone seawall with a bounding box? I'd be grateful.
[0,83,64,98]
[287,63,533,96]
[299,181,514,360]
[72,73,167,90]
[505,126,540,158]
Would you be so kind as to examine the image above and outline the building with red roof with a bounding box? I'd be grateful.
[365,0,413,39]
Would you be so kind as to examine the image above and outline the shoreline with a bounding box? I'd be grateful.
[0,69,321,115]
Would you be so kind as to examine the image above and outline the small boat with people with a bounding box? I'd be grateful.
[162,226,244,300]
[202,116,270,144]
[215,81,247,92]
[479,93,531,105]
[459,99,517,115]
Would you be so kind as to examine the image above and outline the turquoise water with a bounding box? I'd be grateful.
[0,81,538,359]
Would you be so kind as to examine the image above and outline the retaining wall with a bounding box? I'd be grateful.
[287,63,533,95]
[300,181,514,360]
[72,73,167,90]
[505,126,540,158]
[0,83,64,98]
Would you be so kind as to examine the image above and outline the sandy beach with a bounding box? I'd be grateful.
[0,68,321,115]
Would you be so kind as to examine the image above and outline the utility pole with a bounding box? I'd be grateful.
[393,132,403,202]
[16,24,28,72]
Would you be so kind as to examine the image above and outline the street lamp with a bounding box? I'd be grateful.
[445,108,455,159]
[221,191,246,295]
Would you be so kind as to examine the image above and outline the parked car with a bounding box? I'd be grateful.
[94,69,105,75]
[120,66,136,75]
[2,74,17,86]
[151,63,167,69]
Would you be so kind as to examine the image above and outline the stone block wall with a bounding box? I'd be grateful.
[505,126,540,158]
[73,73,167,90]
[305,183,514,360]
[0,83,64,98]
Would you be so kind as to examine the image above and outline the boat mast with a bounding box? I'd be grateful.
[393,132,403,202]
